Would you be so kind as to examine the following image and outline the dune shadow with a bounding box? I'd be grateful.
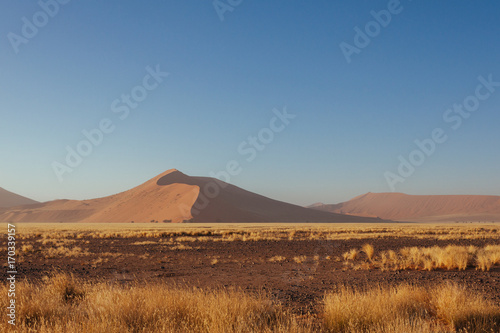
[157,171,199,186]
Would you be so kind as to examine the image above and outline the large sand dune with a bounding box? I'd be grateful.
[0,187,38,208]
[0,169,382,223]
[312,192,500,222]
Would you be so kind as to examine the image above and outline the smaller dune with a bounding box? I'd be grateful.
[313,192,500,222]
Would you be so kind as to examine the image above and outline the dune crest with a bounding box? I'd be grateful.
[0,170,381,223]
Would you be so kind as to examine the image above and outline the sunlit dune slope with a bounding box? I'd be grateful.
[312,192,500,222]
[0,170,382,223]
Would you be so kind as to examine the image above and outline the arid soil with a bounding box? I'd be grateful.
[6,235,500,315]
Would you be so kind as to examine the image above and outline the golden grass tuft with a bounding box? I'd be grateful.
[269,256,286,263]
[342,248,359,261]
[323,283,500,333]
[293,256,307,264]
[361,244,375,261]
[21,244,34,253]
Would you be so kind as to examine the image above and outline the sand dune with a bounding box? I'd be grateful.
[154,171,383,223]
[0,187,38,208]
[312,192,500,222]
[0,170,199,223]
[0,169,382,223]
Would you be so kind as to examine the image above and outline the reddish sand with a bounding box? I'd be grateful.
[313,192,500,222]
[0,187,38,208]
[0,170,382,223]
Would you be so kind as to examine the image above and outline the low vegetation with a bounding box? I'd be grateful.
[343,244,500,271]
[293,255,307,264]
[268,256,286,263]
[15,223,500,243]
[43,245,90,258]
[5,223,499,332]
[323,283,500,333]
[1,273,498,332]
[0,273,306,333]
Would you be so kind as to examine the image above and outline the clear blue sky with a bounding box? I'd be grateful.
[1,0,499,205]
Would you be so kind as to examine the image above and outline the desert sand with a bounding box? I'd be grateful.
[3,172,499,223]
[313,192,500,222]
[0,169,382,223]
[0,187,38,208]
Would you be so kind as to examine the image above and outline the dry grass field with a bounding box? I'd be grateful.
[2,222,500,332]
[12,222,500,241]
[342,244,500,271]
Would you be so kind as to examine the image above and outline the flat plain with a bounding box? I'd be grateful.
[2,222,500,332]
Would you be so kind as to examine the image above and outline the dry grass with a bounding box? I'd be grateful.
[43,246,90,258]
[343,249,359,261]
[16,223,500,243]
[175,236,199,242]
[293,256,307,264]
[37,238,76,246]
[131,240,157,245]
[323,282,500,333]
[21,244,34,253]
[90,257,109,268]
[1,274,498,333]
[342,244,500,271]
[269,256,286,263]
[361,243,374,261]
[476,245,500,271]
[0,273,308,333]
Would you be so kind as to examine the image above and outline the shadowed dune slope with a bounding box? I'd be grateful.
[0,170,382,223]
[156,171,383,223]
[312,192,500,222]
[0,187,38,208]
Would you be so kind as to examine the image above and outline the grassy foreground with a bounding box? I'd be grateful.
[324,283,500,333]
[1,273,499,333]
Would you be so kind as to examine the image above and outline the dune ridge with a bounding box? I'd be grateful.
[313,192,500,222]
[0,169,381,223]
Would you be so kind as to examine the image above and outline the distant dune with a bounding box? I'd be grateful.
[0,187,38,208]
[0,169,382,223]
[311,192,500,222]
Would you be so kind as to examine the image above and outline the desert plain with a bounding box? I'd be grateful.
[2,222,500,332]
